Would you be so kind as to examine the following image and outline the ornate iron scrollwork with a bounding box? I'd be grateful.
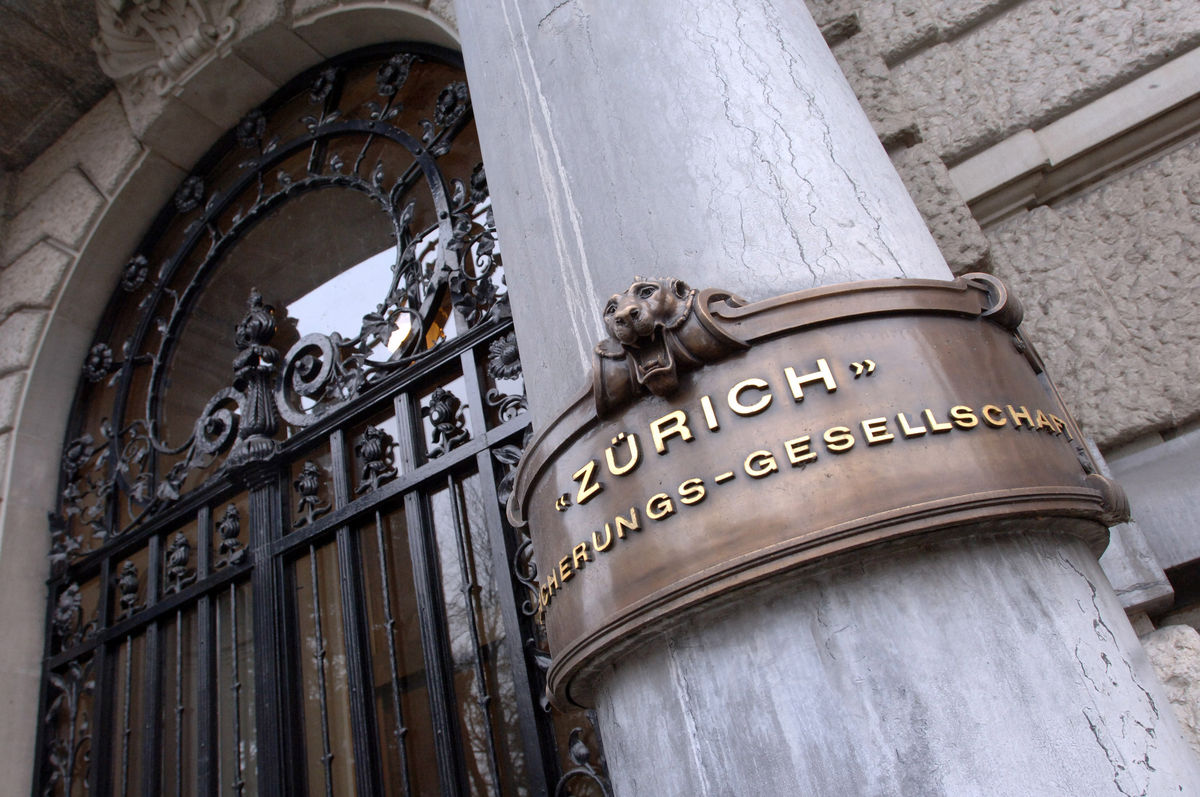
[42,658,95,797]
[54,50,505,553]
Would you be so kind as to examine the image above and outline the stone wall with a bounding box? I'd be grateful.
[889,0,1200,163]
[987,138,1200,449]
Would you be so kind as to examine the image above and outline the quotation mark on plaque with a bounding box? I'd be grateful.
[555,493,571,512]
[850,359,876,378]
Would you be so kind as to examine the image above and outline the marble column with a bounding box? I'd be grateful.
[454,0,1200,792]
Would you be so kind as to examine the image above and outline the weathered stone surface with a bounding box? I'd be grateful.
[988,137,1200,448]
[1142,624,1200,758]
[0,372,25,434]
[0,310,47,378]
[1,168,105,266]
[893,0,1200,162]
[805,0,859,34]
[831,32,919,149]
[0,241,72,323]
[14,94,141,212]
[890,143,990,272]
[855,0,937,64]
[0,2,113,172]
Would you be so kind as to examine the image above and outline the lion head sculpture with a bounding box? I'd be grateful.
[599,277,695,394]
[593,276,747,416]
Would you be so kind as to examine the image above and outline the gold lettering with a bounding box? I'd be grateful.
[714,471,735,483]
[546,568,559,593]
[540,583,551,608]
[699,395,720,430]
[784,358,838,401]
[572,459,603,505]
[784,435,816,465]
[571,542,590,571]
[923,408,953,433]
[728,378,773,416]
[861,417,895,445]
[650,410,694,455]
[1035,409,1053,431]
[604,432,641,476]
[646,493,676,520]
[1008,404,1033,428]
[614,507,641,538]
[679,477,706,505]
[950,405,979,429]
[1050,414,1072,440]
[744,450,778,478]
[982,405,1007,427]
[559,556,573,583]
[896,412,927,437]
[823,426,855,453]
[592,524,614,552]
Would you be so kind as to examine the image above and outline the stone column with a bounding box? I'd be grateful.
[454,1,1200,793]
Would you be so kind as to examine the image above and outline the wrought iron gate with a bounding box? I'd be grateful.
[37,44,609,797]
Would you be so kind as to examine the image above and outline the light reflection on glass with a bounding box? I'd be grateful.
[287,247,398,340]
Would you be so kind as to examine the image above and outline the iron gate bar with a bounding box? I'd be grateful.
[141,533,164,797]
[393,385,465,796]
[197,592,217,797]
[332,424,387,797]
[247,471,294,797]
[370,506,416,797]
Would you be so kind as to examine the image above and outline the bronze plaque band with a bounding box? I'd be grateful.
[510,275,1127,708]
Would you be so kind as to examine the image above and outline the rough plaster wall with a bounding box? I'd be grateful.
[988,136,1200,448]
[889,0,1200,163]
[1142,624,1200,758]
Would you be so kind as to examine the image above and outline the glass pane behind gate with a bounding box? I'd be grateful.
[360,505,443,796]
[295,542,357,796]
[430,472,528,796]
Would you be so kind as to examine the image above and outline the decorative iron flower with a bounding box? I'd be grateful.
[376,53,416,96]
[234,289,276,350]
[117,561,139,616]
[82,343,115,383]
[120,254,149,292]
[217,503,240,543]
[52,583,82,639]
[487,333,522,380]
[235,109,266,148]
[174,176,205,213]
[63,434,96,477]
[469,162,488,203]
[294,461,322,499]
[309,67,339,104]
[434,82,469,127]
